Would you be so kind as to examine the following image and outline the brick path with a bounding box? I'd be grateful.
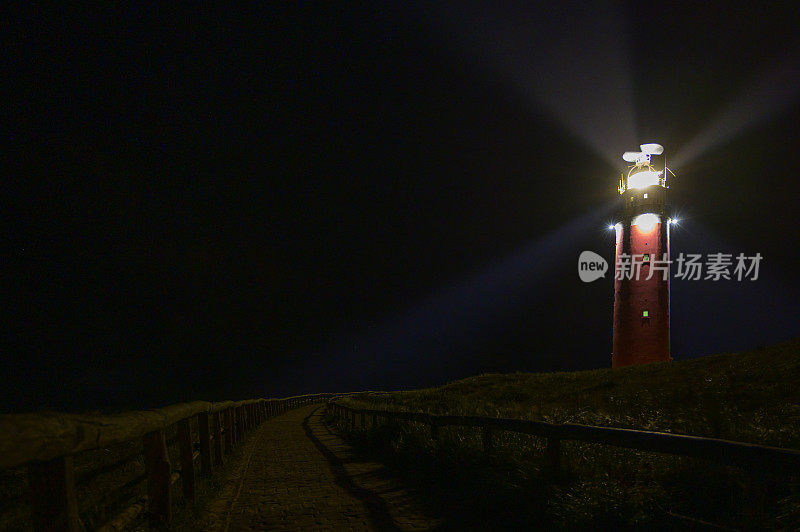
[196,404,439,531]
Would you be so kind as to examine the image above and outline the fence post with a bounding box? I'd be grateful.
[236,406,244,441]
[228,408,235,447]
[360,412,365,428]
[430,423,440,442]
[177,417,196,501]
[27,455,80,532]
[743,472,769,528]
[143,429,172,527]
[212,411,224,466]
[372,413,377,427]
[198,412,212,477]
[224,408,234,452]
[546,437,561,475]
[482,426,493,454]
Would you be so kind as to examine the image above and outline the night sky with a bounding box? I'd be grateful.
[5,2,800,412]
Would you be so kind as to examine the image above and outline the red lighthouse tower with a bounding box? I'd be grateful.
[612,143,673,367]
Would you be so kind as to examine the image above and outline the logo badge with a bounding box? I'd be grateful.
[578,251,608,282]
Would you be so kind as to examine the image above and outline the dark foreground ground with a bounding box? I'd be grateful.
[338,339,800,528]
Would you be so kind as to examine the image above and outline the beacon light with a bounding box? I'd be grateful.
[632,213,659,232]
[608,224,615,230]
[627,170,662,190]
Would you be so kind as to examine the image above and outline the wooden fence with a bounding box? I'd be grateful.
[328,401,800,524]
[0,393,337,531]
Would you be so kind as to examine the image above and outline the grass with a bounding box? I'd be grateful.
[335,338,800,529]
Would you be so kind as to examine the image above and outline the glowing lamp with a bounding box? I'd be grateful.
[632,213,659,232]
[627,170,662,190]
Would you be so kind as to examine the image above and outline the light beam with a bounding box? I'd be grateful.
[420,1,637,168]
[673,44,800,168]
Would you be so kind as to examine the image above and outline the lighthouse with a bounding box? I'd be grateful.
[611,143,673,367]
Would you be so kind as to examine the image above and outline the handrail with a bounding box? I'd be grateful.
[0,401,212,469]
[1,392,344,530]
[0,393,344,470]
[328,403,800,476]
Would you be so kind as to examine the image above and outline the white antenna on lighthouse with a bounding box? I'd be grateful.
[622,143,664,166]
[640,143,663,155]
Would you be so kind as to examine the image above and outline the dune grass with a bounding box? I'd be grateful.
[335,338,800,529]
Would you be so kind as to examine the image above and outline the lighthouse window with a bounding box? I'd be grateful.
[642,310,649,317]
[643,253,650,262]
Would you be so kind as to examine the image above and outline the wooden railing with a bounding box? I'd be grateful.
[328,402,800,524]
[0,393,338,531]
[328,402,800,474]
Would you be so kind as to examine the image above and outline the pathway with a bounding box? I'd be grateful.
[195,404,439,531]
